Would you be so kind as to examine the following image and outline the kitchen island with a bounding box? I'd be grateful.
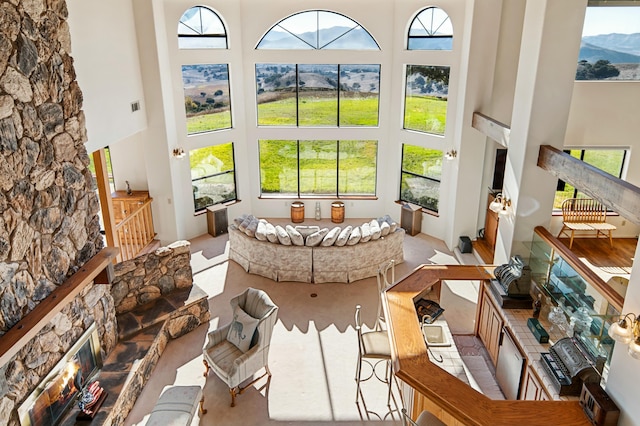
[383,264,591,426]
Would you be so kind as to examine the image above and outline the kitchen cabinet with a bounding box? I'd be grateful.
[477,288,503,366]
[111,191,150,225]
[520,365,550,401]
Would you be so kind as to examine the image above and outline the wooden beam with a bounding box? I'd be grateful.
[537,145,640,225]
[92,149,120,260]
[0,247,119,367]
[472,112,510,147]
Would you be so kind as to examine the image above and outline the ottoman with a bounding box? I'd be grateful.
[146,385,206,426]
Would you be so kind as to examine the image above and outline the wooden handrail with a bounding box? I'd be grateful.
[0,247,119,366]
[115,198,155,262]
[534,226,623,311]
[383,264,592,426]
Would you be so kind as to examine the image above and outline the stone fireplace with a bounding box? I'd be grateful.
[0,1,117,425]
[17,323,102,426]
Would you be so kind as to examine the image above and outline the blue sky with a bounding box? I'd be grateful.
[582,7,640,36]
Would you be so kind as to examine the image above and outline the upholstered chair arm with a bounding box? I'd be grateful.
[205,324,231,350]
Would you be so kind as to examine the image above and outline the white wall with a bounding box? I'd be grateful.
[67,0,147,154]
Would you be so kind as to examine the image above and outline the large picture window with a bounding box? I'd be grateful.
[259,140,377,197]
[577,6,640,81]
[256,64,380,127]
[178,6,227,49]
[555,148,626,209]
[400,144,442,212]
[190,143,237,212]
[257,10,379,50]
[404,65,449,135]
[407,7,453,50]
[182,64,231,134]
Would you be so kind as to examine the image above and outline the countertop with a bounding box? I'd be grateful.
[384,263,591,426]
[484,286,578,401]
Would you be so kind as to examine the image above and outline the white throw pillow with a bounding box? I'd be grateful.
[226,306,259,353]
[294,225,320,238]
[347,226,362,245]
[234,214,248,227]
[383,215,398,233]
[255,219,268,241]
[286,225,305,246]
[321,227,341,246]
[306,228,329,247]
[265,222,278,243]
[369,219,381,240]
[379,220,390,236]
[335,225,352,247]
[275,225,291,245]
[360,223,371,242]
[245,217,259,237]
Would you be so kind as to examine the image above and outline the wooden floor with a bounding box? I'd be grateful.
[473,235,636,280]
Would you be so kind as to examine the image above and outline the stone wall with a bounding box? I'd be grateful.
[111,241,193,315]
[0,1,111,425]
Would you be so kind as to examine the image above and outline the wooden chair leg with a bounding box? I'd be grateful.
[230,387,237,407]
[203,359,210,377]
[569,230,575,249]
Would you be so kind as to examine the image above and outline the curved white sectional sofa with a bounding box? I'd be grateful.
[228,218,405,283]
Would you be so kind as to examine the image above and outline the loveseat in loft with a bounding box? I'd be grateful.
[228,216,405,283]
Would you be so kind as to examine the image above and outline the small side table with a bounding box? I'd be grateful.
[401,203,422,236]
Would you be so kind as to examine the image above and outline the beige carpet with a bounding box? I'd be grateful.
[123,223,486,425]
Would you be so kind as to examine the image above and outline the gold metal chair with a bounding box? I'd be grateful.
[355,304,393,404]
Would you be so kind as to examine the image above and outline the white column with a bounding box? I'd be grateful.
[494,0,587,264]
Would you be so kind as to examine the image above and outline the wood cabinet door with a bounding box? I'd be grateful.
[520,366,550,400]
[478,290,503,366]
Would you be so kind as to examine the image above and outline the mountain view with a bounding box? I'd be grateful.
[578,32,640,80]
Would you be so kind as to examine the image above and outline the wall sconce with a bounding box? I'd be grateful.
[608,313,640,359]
[489,192,512,217]
[444,149,458,160]
[172,147,186,159]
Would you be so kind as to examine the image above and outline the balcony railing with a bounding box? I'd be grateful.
[114,197,156,262]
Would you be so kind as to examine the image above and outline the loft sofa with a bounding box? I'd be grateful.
[228,216,405,283]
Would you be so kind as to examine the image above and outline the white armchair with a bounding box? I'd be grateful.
[203,287,278,407]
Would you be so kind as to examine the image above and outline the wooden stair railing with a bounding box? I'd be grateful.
[115,197,156,262]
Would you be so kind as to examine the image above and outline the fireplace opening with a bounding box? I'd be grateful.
[18,323,103,426]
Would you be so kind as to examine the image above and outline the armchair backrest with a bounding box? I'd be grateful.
[230,287,278,349]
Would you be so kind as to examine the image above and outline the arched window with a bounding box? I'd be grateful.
[178,6,227,49]
[257,10,379,50]
[407,7,453,50]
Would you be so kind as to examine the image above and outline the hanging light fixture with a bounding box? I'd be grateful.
[608,313,640,359]
[489,193,512,216]
[172,147,186,159]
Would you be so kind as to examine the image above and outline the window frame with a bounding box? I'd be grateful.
[178,6,228,49]
[256,63,381,127]
[403,64,450,136]
[399,144,443,213]
[190,143,238,213]
[407,6,453,51]
[258,139,378,198]
[182,63,233,135]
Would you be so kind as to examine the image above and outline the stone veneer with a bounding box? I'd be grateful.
[110,241,194,315]
[0,1,111,424]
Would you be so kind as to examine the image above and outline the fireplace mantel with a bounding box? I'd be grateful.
[0,247,119,366]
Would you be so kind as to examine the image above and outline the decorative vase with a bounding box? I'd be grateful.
[315,202,321,221]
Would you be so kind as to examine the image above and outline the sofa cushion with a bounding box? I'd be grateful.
[321,227,341,246]
[347,226,362,245]
[306,228,329,247]
[286,225,305,246]
[255,219,268,241]
[294,225,320,238]
[234,214,248,227]
[226,306,259,353]
[275,225,291,245]
[265,222,278,243]
[369,219,381,240]
[335,225,352,247]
